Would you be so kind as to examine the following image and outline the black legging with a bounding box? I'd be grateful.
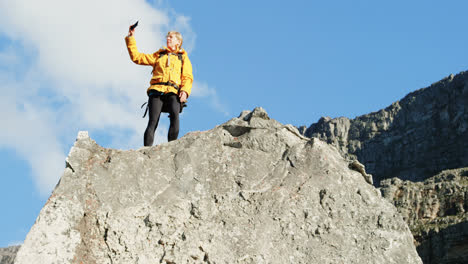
[144,93,180,146]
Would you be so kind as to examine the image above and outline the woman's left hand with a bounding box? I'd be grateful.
[179,91,188,103]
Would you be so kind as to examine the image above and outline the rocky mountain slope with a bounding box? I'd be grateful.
[0,246,19,264]
[302,71,468,264]
[13,108,421,264]
[304,71,468,185]
[381,168,468,264]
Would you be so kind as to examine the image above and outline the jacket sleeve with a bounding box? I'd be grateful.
[180,53,193,96]
[125,36,156,66]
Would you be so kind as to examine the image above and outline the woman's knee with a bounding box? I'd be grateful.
[146,119,158,130]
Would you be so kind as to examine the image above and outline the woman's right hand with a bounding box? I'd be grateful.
[128,26,135,37]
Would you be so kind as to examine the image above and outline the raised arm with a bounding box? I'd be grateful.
[125,26,156,66]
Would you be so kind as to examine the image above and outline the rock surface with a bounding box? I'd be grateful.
[304,71,468,185]
[302,70,468,264]
[15,108,421,264]
[381,168,468,264]
[0,246,19,264]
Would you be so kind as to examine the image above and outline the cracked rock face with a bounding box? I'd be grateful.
[0,246,19,264]
[15,107,421,264]
[302,70,468,263]
[381,168,468,264]
[304,71,468,185]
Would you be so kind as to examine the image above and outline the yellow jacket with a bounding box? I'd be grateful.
[125,36,193,96]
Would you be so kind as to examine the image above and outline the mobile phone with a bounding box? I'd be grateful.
[130,21,139,30]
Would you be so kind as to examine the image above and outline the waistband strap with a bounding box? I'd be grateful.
[153,82,180,90]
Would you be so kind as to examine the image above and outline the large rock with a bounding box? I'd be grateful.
[302,70,468,263]
[0,246,20,264]
[304,71,468,185]
[15,108,421,264]
[381,168,468,264]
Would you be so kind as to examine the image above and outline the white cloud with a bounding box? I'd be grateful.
[191,81,230,116]
[7,240,23,247]
[173,15,196,53]
[0,0,195,196]
[0,89,64,196]
[0,47,21,66]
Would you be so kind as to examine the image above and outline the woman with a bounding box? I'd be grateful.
[125,26,193,146]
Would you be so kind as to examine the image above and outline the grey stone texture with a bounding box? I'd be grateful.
[14,108,421,264]
[304,71,468,185]
[381,168,468,264]
[0,246,19,264]
[302,70,468,264]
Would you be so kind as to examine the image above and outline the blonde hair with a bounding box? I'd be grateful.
[167,31,183,48]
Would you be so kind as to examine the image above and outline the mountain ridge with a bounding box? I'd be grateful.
[5,69,468,263]
[304,71,468,185]
[302,70,468,263]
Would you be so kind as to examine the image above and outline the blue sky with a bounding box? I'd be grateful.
[1,0,468,247]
